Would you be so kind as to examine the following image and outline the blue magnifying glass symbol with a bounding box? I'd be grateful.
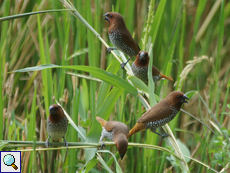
[3,154,18,170]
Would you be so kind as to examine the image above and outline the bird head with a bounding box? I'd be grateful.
[139,51,148,60]
[134,51,149,67]
[103,12,112,22]
[103,12,125,28]
[49,104,62,114]
[166,91,189,110]
[48,104,65,123]
[114,134,128,160]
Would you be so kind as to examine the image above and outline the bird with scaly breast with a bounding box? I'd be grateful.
[45,104,68,148]
[132,51,173,84]
[96,116,129,160]
[104,12,140,69]
[127,91,188,140]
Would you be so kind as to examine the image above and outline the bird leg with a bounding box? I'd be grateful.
[120,57,131,69]
[63,136,68,148]
[150,128,170,141]
[99,135,105,149]
[99,142,105,150]
[107,47,117,53]
[45,136,51,148]
[159,133,170,141]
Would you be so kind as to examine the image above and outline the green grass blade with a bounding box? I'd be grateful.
[13,64,138,96]
[85,87,124,161]
[97,150,122,173]
[0,9,72,21]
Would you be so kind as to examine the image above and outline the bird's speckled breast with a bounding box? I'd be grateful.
[145,106,178,130]
[131,63,161,84]
[131,63,148,84]
[109,30,137,57]
[101,127,114,141]
[47,117,68,141]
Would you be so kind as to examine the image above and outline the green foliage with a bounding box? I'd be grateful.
[1,0,230,172]
[210,134,230,167]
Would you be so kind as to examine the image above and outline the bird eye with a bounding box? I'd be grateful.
[177,95,182,98]
[109,14,113,18]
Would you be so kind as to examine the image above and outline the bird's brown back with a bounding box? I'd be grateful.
[96,116,129,134]
[137,91,185,123]
[137,100,172,123]
[107,12,140,55]
[152,66,160,76]
[105,121,129,135]
[119,29,140,54]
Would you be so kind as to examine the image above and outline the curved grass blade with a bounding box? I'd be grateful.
[96,153,113,173]
[0,9,73,21]
[85,87,123,161]
[12,64,138,96]
[56,101,86,140]
[97,150,122,173]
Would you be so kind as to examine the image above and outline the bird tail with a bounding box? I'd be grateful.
[96,116,107,126]
[127,123,145,138]
[160,73,173,81]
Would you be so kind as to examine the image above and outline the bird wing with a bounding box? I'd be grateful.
[152,66,160,76]
[137,101,172,123]
[104,121,115,132]
[112,121,129,135]
[120,29,140,54]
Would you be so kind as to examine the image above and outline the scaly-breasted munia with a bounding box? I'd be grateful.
[127,91,188,140]
[104,12,140,69]
[45,104,68,147]
[96,116,129,160]
[132,51,173,84]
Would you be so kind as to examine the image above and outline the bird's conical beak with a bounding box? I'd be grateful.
[49,105,57,114]
[139,52,146,60]
[181,94,189,103]
[120,153,125,160]
[103,13,109,21]
[49,105,54,114]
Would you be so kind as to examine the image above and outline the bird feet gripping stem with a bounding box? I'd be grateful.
[120,62,126,69]
[107,47,117,54]
[151,129,170,141]
[45,136,50,148]
[159,133,170,141]
[63,137,68,149]
[99,142,105,150]
[120,58,131,69]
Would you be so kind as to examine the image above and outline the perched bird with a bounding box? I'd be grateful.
[96,116,129,160]
[132,51,173,84]
[104,12,140,69]
[45,104,68,148]
[127,91,188,140]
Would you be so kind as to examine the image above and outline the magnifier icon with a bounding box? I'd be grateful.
[3,154,18,170]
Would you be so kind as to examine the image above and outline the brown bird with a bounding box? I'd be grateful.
[45,104,68,148]
[104,12,140,69]
[132,51,173,84]
[127,91,188,140]
[96,116,129,160]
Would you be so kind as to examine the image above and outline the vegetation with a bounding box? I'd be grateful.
[1,0,230,172]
